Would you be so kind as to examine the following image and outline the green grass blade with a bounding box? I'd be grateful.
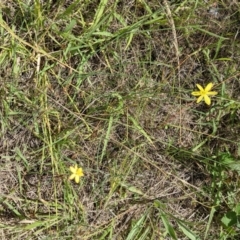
[204,207,216,240]
[92,0,109,27]
[100,115,114,161]
[126,214,146,240]
[129,115,153,145]
[161,214,177,240]
[177,221,199,240]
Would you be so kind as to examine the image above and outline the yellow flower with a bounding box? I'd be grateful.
[69,165,84,183]
[191,83,217,105]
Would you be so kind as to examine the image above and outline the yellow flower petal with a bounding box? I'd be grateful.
[205,82,213,92]
[197,95,203,103]
[75,175,80,183]
[191,91,201,96]
[204,95,211,105]
[70,166,76,173]
[69,173,75,180]
[196,84,204,91]
[77,168,84,176]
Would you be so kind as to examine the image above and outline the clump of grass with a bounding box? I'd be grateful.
[0,0,240,239]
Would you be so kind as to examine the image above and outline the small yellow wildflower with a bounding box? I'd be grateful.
[69,165,84,183]
[191,83,217,105]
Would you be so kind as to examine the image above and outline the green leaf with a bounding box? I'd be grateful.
[161,214,177,240]
[92,31,114,37]
[235,203,240,215]
[120,182,144,195]
[24,221,46,230]
[92,0,108,27]
[204,207,216,239]
[128,186,142,194]
[63,19,77,33]
[2,200,22,217]
[228,162,240,174]
[126,214,146,240]
[177,221,199,240]
[138,226,150,240]
[218,152,235,166]
[221,211,237,227]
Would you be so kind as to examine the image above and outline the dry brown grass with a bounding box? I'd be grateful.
[0,0,240,239]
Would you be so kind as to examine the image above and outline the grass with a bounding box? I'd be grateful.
[0,0,240,239]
